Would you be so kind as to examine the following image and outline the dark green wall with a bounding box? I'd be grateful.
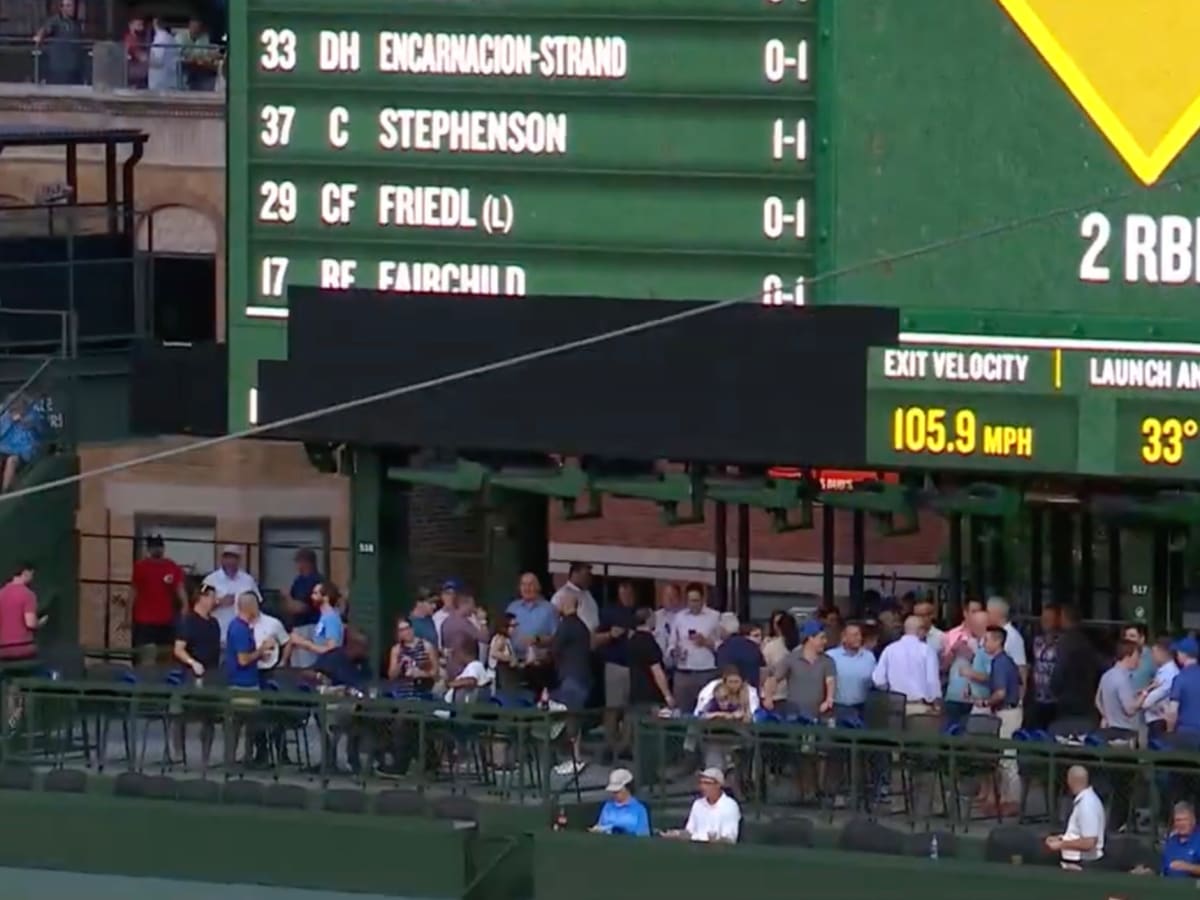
[0,788,1191,900]
[0,453,80,646]
[0,791,469,898]
[532,832,1189,900]
[829,0,1200,341]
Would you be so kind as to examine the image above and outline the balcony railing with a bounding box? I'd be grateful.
[0,37,225,91]
[4,674,1197,841]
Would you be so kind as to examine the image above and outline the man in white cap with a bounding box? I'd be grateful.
[591,768,650,836]
[661,768,740,843]
[201,545,261,643]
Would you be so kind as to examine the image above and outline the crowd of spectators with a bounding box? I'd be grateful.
[13,535,1200,875]
[25,0,224,89]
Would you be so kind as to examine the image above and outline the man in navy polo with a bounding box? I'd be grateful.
[224,593,277,767]
[977,625,1022,816]
[1160,802,1200,878]
[1166,636,1200,747]
[225,593,276,688]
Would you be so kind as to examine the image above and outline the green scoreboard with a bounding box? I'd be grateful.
[227,0,827,427]
[825,0,1200,342]
[867,346,1200,478]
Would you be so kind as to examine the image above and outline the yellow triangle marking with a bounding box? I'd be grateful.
[997,0,1200,185]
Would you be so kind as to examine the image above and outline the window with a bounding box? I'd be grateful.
[133,515,217,578]
[259,518,330,604]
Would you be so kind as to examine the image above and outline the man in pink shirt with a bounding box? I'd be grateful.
[941,597,984,667]
[0,562,44,659]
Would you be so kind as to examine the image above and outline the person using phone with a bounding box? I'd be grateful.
[591,769,650,836]
[0,562,44,661]
[668,584,721,716]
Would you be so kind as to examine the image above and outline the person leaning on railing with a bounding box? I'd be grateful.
[32,0,85,85]
[178,16,221,91]
[0,394,47,493]
[122,16,149,88]
[147,17,180,91]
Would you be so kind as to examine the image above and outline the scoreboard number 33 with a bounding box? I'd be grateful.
[260,28,298,71]
[1140,416,1199,466]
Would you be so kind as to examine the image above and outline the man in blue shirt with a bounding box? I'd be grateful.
[978,625,1022,816]
[1139,637,1179,739]
[289,582,344,661]
[507,572,557,657]
[410,590,439,649]
[715,614,765,688]
[826,622,875,717]
[1162,801,1200,878]
[1167,637,1200,743]
[506,572,557,694]
[224,593,277,768]
[225,593,276,688]
[591,768,650,836]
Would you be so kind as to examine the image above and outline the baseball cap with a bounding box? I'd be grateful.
[1174,636,1200,658]
[605,768,634,792]
[799,619,825,640]
[145,534,164,549]
[698,767,725,786]
[441,578,462,592]
[220,544,241,557]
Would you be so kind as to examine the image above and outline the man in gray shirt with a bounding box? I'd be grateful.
[762,619,835,720]
[1096,639,1143,735]
[33,0,85,85]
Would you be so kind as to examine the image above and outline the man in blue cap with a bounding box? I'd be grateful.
[761,618,835,720]
[1166,636,1200,745]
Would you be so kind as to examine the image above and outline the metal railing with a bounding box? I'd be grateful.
[0,37,225,90]
[4,676,565,807]
[633,714,1192,833]
[0,203,181,352]
[5,674,1200,841]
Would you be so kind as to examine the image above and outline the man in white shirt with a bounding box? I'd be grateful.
[662,768,740,843]
[252,599,291,672]
[550,562,599,632]
[668,583,722,715]
[654,583,683,666]
[987,597,1028,698]
[1141,636,1180,740]
[1046,765,1105,869]
[913,597,945,658]
[201,545,261,643]
[871,615,940,715]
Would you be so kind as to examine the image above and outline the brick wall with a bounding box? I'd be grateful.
[551,497,945,563]
[406,485,486,595]
[76,437,349,647]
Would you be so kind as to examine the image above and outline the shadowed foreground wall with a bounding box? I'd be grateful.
[0,791,1192,900]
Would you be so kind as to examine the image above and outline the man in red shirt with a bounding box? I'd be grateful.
[0,562,44,660]
[130,536,186,663]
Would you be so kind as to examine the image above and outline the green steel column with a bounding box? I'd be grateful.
[378,477,410,646]
[947,513,963,611]
[349,447,382,660]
